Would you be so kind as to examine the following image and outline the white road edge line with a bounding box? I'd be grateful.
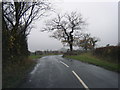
[72,71,90,90]
[59,61,69,67]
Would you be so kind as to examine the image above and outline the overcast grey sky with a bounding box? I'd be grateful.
[27,0,118,52]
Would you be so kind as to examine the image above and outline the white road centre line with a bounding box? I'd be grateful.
[72,71,90,90]
[59,61,69,67]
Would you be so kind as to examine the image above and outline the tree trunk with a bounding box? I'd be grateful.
[69,33,73,51]
[69,43,73,51]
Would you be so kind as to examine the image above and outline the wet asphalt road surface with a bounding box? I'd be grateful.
[20,55,118,88]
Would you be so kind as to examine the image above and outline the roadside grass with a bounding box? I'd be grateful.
[29,53,62,60]
[65,53,119,72]
[29,55,43,59]
[3,57,37,88]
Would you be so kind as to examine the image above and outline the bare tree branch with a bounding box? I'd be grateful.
[3,1,51,36]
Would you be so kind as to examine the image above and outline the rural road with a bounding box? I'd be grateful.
[20,55,118,89]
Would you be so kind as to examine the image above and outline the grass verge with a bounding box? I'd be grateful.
[29,54,61,60]
[29,55,43,59]
[3,58,37,88]
[65,53,119,72]
[2,54,43,88]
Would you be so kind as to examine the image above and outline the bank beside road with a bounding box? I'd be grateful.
[3,54,42,88]
[64,53,119,72]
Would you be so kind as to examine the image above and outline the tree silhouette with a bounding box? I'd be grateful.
[76,33,100,51]
[2,1,51,64]
[43,12,86,51]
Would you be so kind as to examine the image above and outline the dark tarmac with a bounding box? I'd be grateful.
[20,55,118,88]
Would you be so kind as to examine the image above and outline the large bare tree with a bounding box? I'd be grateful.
[43,12,86,51]
[2,0,51,64]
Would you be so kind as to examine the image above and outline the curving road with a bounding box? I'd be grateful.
[20,55,118,89]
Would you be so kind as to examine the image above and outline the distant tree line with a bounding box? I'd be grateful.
[2,1,51,66]
[32,50,64,55]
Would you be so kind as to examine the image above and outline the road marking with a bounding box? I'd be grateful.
[72,71,89,90]
[30,63,40,74]
[60,61,69,67]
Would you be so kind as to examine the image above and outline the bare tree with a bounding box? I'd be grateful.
[3,1,51,35]
[43,12,86,51]
[76,33,100,51]
[90,36,100,50]
[2,1,51,63]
